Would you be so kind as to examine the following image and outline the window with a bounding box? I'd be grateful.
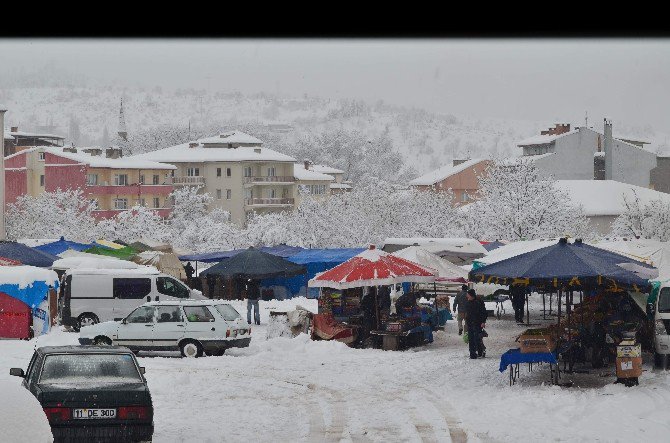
[139,198,146,207]
[38,151,45,161]
[216,168,222,177]
[113,278,152,299]
[226,167,231,177]
[90,199,98,209]
[243,166,252,177]
[245,189,252,199]
[153,174,159,185]
[183,306,215,322]
[40,175,45,187]
[226,189,231,200]
[156,277,190,299]
[267,167,276,177]
[114,174,128,186]
[125,306,156,324]
[187,167,200,177]
[214,304,242,321]
[39,354,142,384]
[461,192,469,202]
[114,198,128,210]
[139,174,145,184]
[659,288,670,313]
[86,174,98,186]
[216,189,222,199]
[269,189,277,198]
[153,197,160,208]
[156,305,184,323]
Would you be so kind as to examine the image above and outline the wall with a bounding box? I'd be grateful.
[418,160,490,206]
[44,152,87,193]
[610,139,657,187]
[650,157,670,193]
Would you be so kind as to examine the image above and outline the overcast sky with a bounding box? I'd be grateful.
[1,39,669,132]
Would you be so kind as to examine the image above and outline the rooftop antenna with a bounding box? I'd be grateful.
[584,111,588,128]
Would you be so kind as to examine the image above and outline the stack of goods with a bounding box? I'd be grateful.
[318,289,339,315]
[400,316,421,331]
[343,292,361,316]
[616,339,642,379]
[517,328,556,353]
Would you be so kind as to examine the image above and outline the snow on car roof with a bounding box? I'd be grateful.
[409,159,486,186]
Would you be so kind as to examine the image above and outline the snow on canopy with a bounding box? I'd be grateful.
[57,249,121,260]
[408,158,485,186]
[0,380,53,443]
[51,256,142,271]
[382,238,487,261]
[309,245,437,289]
[472,238,562,269]
[34,236,94,256]
[596,238,670,281]
[0,241,59,267]
[391,246,468,283]
[0,265,59,308]
[200,247,306,280]
[179,245,304,263]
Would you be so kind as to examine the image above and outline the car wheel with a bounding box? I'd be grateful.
[93,336,112,346]
[180,340,203,358]
[77,313,99,331]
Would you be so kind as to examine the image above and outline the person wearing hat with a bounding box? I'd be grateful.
[452,284,469,335]
[465,288,488,359]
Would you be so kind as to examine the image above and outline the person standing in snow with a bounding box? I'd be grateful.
[246,278,261,325]
[465,289,488,359]
[453,284,469,336]
[510,284,526,323]
[184,262,195,286]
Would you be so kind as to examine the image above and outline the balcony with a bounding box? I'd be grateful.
[245,198,295,207]
[173,176,206,186]
[244,176,295,186]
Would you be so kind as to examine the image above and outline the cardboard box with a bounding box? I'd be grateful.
[616,356,642,378]
[518,334,555,354]
[617,343,641,358]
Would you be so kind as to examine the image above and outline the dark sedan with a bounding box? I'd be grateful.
[10,345,153,442]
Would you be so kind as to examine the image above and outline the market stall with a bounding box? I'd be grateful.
[308,245,438,350]
[0,241,59,268]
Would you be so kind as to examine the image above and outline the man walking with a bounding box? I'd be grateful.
[465,289,488,359]
[453,284,469,335]
[246,278,261,325]
[510,284,526,323]
[184,262,195,287]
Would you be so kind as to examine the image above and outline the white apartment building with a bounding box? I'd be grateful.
[293,161,334,206]
[129,131,298,226]
[309,164,352,193]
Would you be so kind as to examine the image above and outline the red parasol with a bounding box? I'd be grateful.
[308,245,437,290]
[0,256,21,266]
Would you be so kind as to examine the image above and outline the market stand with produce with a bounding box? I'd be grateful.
[308,245,438,350]
[470,237,657,385]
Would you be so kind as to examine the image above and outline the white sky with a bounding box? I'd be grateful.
[1,39,670,131]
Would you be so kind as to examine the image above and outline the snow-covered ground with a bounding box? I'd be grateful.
[2,297,670,442]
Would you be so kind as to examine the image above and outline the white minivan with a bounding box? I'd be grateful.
[59,268,206,331]
[653,283,670,368]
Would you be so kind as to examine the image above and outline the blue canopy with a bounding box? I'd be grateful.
[482,241,507,252]
[0,280,59,309]
[0,241,59,267]
[34,236,94,256]
[179,244,304,263]
[469,238,656,292]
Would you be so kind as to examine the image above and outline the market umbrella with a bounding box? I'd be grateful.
[392,246,468,282]
[200,246,307,280]
[0,241,59,268]
[469,238,656,292]
[309,245,437,289]
[34,236,94,256]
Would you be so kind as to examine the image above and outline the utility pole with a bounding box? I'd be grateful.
[0,106,7,240]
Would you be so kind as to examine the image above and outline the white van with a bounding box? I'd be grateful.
[653,283,670,368]
[59,268,206,331]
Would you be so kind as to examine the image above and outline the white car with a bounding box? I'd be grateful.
[79,300,251,357]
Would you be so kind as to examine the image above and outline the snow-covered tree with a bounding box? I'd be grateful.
[5,188,98,242]
[96,205,171,243]
[611,192,670,241]
[469,159,592,241]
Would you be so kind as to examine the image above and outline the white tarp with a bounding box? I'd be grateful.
[52,256,141,271]
[596,238,670,280]
[391,246,468,281]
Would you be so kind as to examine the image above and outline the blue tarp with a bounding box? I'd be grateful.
[0,280,59,309]
[0,241,59,267]
[469,239,655,292]
[180,244,304,263]
[34,236,94,256]
[499,348,557,373]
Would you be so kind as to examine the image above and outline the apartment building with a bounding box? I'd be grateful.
[294,161,334,206]
[409,158,491,205]
[3,125,65,156]
[4,146,176,219]
[308,164,352,193]
[129,131,298,226]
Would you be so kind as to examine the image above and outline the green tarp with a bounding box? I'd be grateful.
[84,245,138,261]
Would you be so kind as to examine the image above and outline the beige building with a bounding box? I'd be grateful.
[129,131,299,226]
[309,164,352,194]
[293,161,334,206]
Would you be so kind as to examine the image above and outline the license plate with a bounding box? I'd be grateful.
[72,408,116,419]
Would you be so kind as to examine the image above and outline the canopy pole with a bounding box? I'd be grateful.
[557,289,562,327]
[525,290,530,325]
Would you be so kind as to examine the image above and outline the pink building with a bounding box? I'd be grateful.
[409,159,491,205]
[4,147,176,219]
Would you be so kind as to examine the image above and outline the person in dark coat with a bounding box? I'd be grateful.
[206,274,217,298]
[465,289,488,359]
[453,284,469,335]
[184,262,195,286]
[510,284,526,323]
[246,279,261,325]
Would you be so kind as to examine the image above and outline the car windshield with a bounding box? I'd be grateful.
[659,288,670,313]
[214,304,242,321]
[39,354,142,384]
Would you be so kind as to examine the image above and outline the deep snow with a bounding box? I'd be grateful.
[2,297,670,442]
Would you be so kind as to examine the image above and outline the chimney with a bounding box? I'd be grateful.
[453,159,468,167]
[188,142,198,149]
[83,148,102,156]
[10,126,18,133]
[540,123,570,136]
[63,147,78,153]
[105,147,122,159]
[603,118,613,180]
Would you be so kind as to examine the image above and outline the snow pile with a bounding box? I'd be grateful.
[0,266,59,288]
[0,381,53,443]
[266,313,293,340]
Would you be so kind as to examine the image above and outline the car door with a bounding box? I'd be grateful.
[182,305,218,339]
[116,306,156,349]
[152,305,187,350]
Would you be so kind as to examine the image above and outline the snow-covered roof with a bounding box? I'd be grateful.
[129,141,297,164]
[44,147,176,170]
[330,183,353,189]
[293,164,334,181]
[516,129,578,146]
[409,159,486,186]
[499,153,555,165]
[198,131,263,145]
[310,164,345,175]
[555,180,670,216]
[4,130,64,140]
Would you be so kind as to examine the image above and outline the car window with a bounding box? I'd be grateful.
[183,306,215,322]
[113,278,152,299]
[214,304,242,321]
[659,288,670,313]
[156,277,190,299]
[125,306,155,324]
[156,305,184,323]
[39,354,142,384]
[25,352,40,386]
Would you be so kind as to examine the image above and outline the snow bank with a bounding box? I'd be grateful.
[0,381,53,443]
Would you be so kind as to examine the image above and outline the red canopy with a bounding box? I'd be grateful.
[0,256,21,266]
[308,245,437,290]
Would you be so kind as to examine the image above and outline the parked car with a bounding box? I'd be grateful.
[9,345,153,442]
[79,300,252,357]
[59,268,206,332]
